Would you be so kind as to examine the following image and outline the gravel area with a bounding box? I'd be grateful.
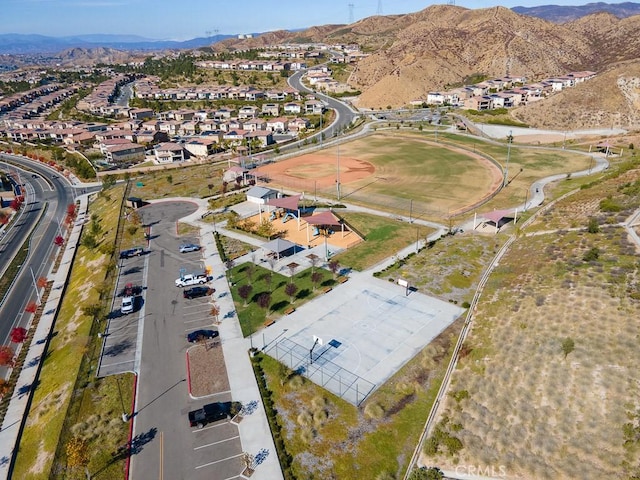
[187,340,231,397]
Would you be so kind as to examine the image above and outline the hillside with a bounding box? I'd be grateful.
[217,4,640,129]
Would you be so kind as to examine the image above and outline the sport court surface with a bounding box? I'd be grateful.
[263,273,465,405]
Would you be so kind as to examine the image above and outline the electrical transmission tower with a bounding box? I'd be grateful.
[447,0,456,4]
[377,0,383,15]
[348,3,354,24]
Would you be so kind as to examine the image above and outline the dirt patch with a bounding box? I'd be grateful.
[187,341,231,397]
[28,440,52,475]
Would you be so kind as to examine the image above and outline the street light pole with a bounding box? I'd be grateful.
[29,266,42,305]
[336,145,340,200]
[504,130,512,188]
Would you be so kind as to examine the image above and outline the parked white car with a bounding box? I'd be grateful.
[121,296,134,315]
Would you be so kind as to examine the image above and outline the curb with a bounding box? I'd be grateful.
[124,373,137,480]
[186,349,193,398]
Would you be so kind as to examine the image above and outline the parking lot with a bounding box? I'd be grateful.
[121,201,244,480]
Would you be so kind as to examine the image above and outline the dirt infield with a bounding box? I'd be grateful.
[256,153,375,189]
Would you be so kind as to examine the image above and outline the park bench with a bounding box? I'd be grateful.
[338,276,348,284]
[284,306,296,315]
[263,319,276,328]
[322,286,332,294]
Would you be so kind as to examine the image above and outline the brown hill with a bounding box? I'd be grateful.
[214,4,640,128]
[511,60,640,130]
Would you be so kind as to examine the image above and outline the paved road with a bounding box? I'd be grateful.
[0,157,74,358]
[288,68,361,143]
[128,201,244,480]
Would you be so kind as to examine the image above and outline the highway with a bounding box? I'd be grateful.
[0,155,92,368]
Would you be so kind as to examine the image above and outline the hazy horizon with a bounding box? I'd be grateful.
[4,0,635,41]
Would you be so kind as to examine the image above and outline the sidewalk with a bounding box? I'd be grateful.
[180,205,284,480]
[0,194,89,479]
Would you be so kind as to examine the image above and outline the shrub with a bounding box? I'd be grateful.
[583,247,600,262]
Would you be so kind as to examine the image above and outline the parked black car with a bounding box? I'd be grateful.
[183,286,212,299]
[186,329,218,343]
[119,246,144,259]
[188,402,232,428]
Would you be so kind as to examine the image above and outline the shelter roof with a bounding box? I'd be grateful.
[480,209,515,224]
[265,194,301,211]
[305,211,341,226]
[262,238,298,254]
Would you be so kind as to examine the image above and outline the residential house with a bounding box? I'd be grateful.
[184,138,217,158]
[283,103,301,115]
[129,108,154,120]
[135,130,168,145]
[261,103,280,116]
[154,142,186,163]
[238,105,259,119]
[104,143,145,165]
[243,118,267,132]
[246,130,273,148]
[288,117,310,133]
[304,100,324,115]
[266,117,288,133]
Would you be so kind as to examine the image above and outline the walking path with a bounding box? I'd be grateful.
[0,193,89,478]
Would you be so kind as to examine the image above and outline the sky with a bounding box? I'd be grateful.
[3,0,633,40]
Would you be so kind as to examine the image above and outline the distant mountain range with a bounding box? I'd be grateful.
[0,33,237,55]
[513,1,640,22]
[1,2,640,55]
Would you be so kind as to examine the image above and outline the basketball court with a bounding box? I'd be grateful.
[262,273,465,405]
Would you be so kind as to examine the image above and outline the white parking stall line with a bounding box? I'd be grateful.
[99,359,136,368]
[182,309,209,317]
[195,453,244,470]
[194,435,240,451]
[191,420,232,433]
[184,318,214,326]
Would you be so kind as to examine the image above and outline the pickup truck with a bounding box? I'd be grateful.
[175,273,212,288]
[188,402,232,428]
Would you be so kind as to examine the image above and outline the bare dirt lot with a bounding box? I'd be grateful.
[187,341,230,397]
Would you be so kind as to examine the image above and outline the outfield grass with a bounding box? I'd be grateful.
[13,185,132,480]
[333,212,434,271]
[229,263,337,336]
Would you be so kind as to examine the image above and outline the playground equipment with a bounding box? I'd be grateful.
[282,212,296,224]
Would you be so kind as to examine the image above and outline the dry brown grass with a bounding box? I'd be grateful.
[423,167,640,479]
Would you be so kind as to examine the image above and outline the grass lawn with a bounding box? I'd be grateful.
[333,212,434,271]
[229,263,337,336]
[12,185,133,480]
